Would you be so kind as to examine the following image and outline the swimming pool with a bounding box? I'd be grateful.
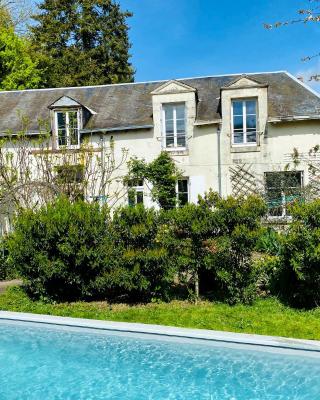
[0,316,319,400]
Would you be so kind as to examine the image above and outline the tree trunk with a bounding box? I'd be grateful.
[194,272,199,304]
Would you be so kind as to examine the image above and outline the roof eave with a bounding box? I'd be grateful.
[81,124,154,134]
[268,115,320,123]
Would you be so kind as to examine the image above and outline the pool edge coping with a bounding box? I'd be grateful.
[0,310,320,353]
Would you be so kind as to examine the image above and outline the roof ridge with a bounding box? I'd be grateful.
[0,71,287,95]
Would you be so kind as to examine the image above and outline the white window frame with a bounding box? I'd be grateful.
[54,109,81,149]
[176,178,189,206]
[128,179,144,206]
[231,99,258,146]
[162,103,187,150]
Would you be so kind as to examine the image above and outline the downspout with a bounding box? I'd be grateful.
[217,124,222,196]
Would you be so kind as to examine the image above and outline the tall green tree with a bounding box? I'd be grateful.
[30,0,134,88]
[0,13,42,90]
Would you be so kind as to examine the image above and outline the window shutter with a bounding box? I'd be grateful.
[189,176,206,204]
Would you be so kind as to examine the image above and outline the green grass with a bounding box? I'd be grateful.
[1,287,320,340]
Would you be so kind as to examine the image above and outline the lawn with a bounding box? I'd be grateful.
[1,286,320,340]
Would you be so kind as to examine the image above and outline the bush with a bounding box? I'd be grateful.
[276,200,320,308]
[158,202,220,300]
[0,237,18,280]
[99,205,173,302]
[255,227,282,256]
[7,200,174,303]
[159,192,267,304]
[5,192,271,305]
[202,194,268,304]
[7,197,110,301]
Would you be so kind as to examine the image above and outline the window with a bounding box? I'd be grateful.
[55,110,80,148]
[128,179,144,206]
[265,171,303,217]
[176,179,189,206]
[162,103,186,148]
[232,99,257,145]
[55,165,84,184]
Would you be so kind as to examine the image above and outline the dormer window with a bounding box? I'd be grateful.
[162,103,186,149]
[55,110,80,148]
[231,99,257,145]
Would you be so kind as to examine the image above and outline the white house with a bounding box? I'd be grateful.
[1,70,320,218]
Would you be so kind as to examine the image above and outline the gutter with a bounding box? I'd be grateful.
[81,124,154,134]
[268,115,320,123]
[0,124,154,137]
[194,119,221,126]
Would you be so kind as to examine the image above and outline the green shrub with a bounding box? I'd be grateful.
[202,193,267,304]
[0,236,18,280]
[158,202,220,300]
[255,227,282,256]
[6,197,110,301]
[94,205,173,302]
[160,192,267,304]
[252,254,281,296]
[277,200,320,308]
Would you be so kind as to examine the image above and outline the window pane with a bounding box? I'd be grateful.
[176,105,185,119]
[166,136,174,147]
[265,172,303,217]
[164,105,174,120]
[284,172,301,189]
[246,131,256,143]
[233,101,243,115]
[136,191,144,204]
[233,116,243,131]
[233,131,244,144]
[128,190,135,207]
[177,133,186,147]
[70,129,79,145]
[178,179,188,193]
[176,119,185,133]
[246,100,256,114]
[68,111,78,129]
[178,193,188,206]
[165,119,174,134]
[246,115,256,130]
[57,112,66,129]
[58,129,67,146]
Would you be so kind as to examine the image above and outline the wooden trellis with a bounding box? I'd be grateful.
[229,164,263,197]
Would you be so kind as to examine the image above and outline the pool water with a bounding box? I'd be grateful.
[0,321,319,400]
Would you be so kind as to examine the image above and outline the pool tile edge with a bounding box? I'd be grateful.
[0,311,319,353]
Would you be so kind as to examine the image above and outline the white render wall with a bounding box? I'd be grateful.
[95,77,320,208]
[89,119,320,208]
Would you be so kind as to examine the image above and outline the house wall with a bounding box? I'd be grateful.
[1,77,320,212]
[88,118,320,209]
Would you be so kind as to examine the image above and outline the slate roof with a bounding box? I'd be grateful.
[0,71,319,134]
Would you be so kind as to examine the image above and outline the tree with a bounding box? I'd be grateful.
[0,1,31,32]
[30,0,134,88]
[0,25,42,90]
[264,1,320,81]
[0,126,129,234]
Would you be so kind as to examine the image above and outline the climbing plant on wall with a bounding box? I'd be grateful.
[125,151,182,210]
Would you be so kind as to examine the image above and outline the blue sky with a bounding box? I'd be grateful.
[117,0,320,88]
[28,0,320,87]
